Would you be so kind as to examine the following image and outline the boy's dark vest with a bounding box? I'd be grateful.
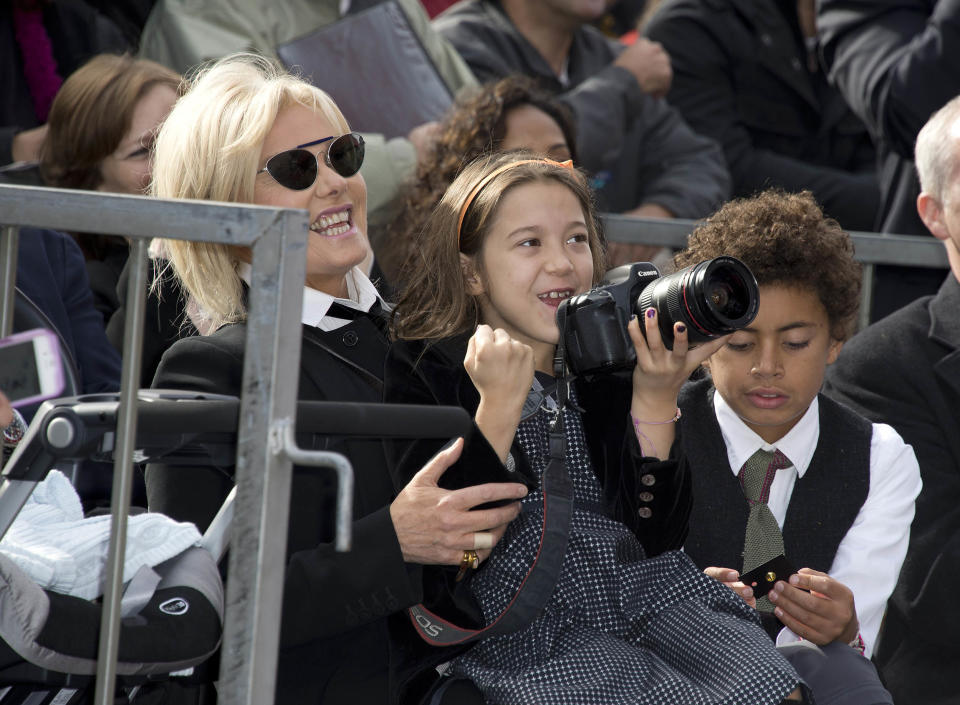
[678,378,871,586]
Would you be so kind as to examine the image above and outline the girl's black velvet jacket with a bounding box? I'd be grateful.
[383,334,693,702]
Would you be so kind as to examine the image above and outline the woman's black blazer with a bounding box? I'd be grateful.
[147,317,420,705]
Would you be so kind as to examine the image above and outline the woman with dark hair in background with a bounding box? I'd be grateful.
[378,74,577,286]
[40,53,180,322]
[39,53,191,388]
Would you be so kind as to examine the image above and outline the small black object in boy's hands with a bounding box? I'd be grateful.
[739,555,803,599]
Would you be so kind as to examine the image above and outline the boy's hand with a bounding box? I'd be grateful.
[768,568,859,645]
[704,566,757,609]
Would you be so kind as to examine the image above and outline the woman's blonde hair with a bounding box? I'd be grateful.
[151,53,350,329]
[391,151,605,341]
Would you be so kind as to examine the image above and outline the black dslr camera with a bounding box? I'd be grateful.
[556,257,760,377]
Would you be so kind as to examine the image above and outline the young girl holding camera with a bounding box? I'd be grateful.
[386,152,804,704]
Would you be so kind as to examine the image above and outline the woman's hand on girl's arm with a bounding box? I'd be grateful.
[465,325,535,462]
[389,438,528,566]
[627,309,730,459]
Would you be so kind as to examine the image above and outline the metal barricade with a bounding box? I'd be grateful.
[601,214,950,329]
[0,183,311,705]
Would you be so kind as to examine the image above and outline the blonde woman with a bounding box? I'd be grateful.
[145,55,527,705]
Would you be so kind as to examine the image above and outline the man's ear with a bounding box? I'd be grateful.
[918,192,950,242]
[460,253,484,296]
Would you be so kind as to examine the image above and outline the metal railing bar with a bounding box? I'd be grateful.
[0,225,19,337]
[859,264,876,332]
[846,233,948,267]
[0,183,311,705]
[600,214,950,269]
[93,237,148,705]
[0,184,293,247]
[217,207,308,705]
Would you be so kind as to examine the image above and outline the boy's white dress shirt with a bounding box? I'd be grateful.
[713,390,921,657]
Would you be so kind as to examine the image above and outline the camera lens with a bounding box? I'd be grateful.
[709,283,730,310]
[635,256,759,347]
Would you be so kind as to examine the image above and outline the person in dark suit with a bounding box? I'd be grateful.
[143,54,528,705]
[643,0,879,232]
[817,0,955,319]
[823,95,960,705]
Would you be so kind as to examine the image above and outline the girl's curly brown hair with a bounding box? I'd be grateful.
[673,190,861,341]
[378,75,577,284]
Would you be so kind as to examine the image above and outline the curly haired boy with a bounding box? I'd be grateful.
[675,190,919,704]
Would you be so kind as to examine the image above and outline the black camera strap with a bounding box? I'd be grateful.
[407,344,576,647]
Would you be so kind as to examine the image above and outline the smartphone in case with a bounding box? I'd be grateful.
[739,555,799,599]
[0,328,64,407]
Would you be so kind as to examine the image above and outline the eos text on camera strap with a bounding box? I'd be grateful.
[407,339,577,647]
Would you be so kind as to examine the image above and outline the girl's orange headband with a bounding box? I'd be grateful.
[456,158,575,247]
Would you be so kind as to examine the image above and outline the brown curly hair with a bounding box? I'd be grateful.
[673,190,861,341]
[378,75,577,284]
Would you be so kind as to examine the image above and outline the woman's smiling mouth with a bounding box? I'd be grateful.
[310,206,353,237]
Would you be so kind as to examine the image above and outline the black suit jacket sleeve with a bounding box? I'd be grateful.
[382,338,535,630]
[577,372,691,555]
[823,292,959,642]
[383,338,533,497]
[148,333,422,647]
[818,0,960,160]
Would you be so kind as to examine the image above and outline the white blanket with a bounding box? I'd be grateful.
[0,470,201,600]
